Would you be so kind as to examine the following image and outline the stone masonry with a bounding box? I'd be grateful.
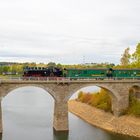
[0,79,140,132]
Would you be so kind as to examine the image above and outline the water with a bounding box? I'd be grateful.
[1,87,139,140]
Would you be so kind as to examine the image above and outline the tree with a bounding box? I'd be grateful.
[29,62,36,67]
[2,66,10,73]
[120,47,130,66]
[47,62,56,68]
[0,66,3,74]
[57,63,62,69]
[132,43,140,64]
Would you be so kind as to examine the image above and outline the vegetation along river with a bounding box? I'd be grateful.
[0,87,139,140]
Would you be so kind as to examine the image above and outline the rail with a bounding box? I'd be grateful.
[0,76,140,81]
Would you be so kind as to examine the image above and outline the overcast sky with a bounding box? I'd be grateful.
[0,0,140,64]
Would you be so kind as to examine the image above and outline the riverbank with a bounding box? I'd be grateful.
[68,100,140,138]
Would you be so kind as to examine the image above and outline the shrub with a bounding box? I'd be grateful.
[96,102,111,112]
[76,89,112,112]
[77,91,84,101]
[127,95,140,117]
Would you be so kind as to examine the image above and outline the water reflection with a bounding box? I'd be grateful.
[53,130,68,140]
[0,133,2,140]
[1,86,139,140]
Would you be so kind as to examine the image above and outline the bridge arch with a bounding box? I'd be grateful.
[129,84,140,100]
[1,84,56,101]
[1,85,55,136]
[66,83,121,101]
[65,83,122,116]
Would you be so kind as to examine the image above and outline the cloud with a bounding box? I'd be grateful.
[0,0,140,64]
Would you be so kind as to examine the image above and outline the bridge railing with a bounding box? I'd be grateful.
[0,76,140,81]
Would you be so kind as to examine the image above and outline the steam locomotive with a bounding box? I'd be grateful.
[23,66,64,77]
[23,66,140,79]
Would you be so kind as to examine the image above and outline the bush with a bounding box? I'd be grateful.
[77,89,112,112]
[96,102,111,112]
[77,91,84,101]
[77,89,140,117]
[127,95,140,117]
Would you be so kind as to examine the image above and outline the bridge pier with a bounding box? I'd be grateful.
[53,101,68,131]
[112,96,129,116]
[0,97,2,133]
[112,87,129,116]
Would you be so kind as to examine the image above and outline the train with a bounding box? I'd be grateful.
[23,66,140,80]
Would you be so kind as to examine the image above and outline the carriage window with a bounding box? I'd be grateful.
[78,70,81,74]
[84,71,87,74]
[134,72,136,74]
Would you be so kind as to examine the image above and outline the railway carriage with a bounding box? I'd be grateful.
[66,68,140,79]
[66,68,108,79]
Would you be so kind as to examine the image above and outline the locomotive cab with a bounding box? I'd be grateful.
[106,68,113,78]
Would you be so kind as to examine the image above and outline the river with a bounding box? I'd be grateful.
[1,86,139,140]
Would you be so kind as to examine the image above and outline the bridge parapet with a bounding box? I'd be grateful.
[0,78,140,84]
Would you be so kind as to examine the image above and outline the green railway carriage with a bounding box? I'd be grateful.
[66,68,107,79]
[113,69,140,78]
[65,68,140,79]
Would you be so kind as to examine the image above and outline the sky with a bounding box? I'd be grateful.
[0,0,140,64]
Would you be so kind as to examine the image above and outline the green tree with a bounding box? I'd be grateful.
[120,47,130,66]
[47,62,56,68]
[57,63,62,69]
[0,66,3,74]
[2,66,10,73]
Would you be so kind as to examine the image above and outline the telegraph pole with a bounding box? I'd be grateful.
[83,55,85,65]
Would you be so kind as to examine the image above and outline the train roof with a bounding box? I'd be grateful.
[24,67,140,71]
[66,68,140,70]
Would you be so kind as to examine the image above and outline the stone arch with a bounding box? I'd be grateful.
[1,84,56,101]
[65,83,123,116]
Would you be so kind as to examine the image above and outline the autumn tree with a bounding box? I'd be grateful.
[132,43,140,65]
[120,47,131,66]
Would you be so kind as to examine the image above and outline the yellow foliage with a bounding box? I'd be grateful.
[77,88,112,112]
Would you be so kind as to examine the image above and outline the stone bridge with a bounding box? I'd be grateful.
[0,79,140,132]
